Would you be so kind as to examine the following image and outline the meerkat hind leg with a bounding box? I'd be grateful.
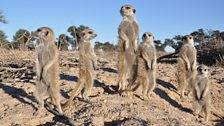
[33,82,45,116]
[81,71,93,101]
[147,75,156,98]
[204,104,210,121]
[142,77,149,100]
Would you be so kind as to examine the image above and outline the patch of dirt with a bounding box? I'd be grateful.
[0,50,223,126]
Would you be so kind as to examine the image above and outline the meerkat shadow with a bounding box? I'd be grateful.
[214,120,224,126]
[41,102,75,126]
[60,73,78,82]
[156,79,177,92]
[100,67,118,73]
[0,82,36,109]
[94,80,117,94]
[60,89,71,99]
[154,88,192,114]
[217,79,224,84]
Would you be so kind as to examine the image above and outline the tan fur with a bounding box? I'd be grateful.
[192,65,210,121]
[63,28,97,109]
[33,27,63,115]
[117,4,139,92]
[177,35,197,98]
[125,32,157,100]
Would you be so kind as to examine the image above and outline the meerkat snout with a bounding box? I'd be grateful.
[142,32,153,42]
[197,65,209,75]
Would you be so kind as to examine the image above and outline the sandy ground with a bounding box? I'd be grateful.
[0,51,223,126]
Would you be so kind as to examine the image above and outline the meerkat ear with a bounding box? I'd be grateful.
[181,36,185,41]
[133,9,136,14]
[45,31,49,36]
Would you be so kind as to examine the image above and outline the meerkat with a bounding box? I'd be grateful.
[177,35,197,98]
[62,28,97,109]
[117,4,139,92]
[124,32,157,100]
[33,27,63,116]
[192,64,210,121]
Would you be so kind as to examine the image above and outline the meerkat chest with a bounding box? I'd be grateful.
[197,76,208,91]
[37,45,51,65]
[79,43,92,67]
[121,21,138,37]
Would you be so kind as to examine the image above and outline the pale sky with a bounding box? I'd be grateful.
[0,0,223,52]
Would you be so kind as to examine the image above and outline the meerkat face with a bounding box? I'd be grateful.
[182,35,194,44]
[142,32,154,42]
[81,28,97,41]
[197,65,209,75]
[33,27,54,42]
[120,4,136,17]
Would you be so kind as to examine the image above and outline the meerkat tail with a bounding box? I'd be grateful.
[62,83,83,109]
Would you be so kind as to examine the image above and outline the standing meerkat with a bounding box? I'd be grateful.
[63,28,97,109]
[125,32,157,100]
[117,4,139,92]
[33,27,63,115]
[177,35,197,98]
[192,65,210,121]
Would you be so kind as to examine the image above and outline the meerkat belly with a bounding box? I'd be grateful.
[38,50,50,66]
[125,23,137,51]
[79,55,94,70]
[198,79,207,92]
[137,57,147,76]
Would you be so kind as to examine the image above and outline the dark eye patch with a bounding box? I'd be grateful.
[148,34,152,37]
[88,31,93,34]
[197,68,202,72]
[45,31,49,36]
[37,29,41,32]
[189,37,192,39]
[143,33,146,38]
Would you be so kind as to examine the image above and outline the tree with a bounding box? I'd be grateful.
[190,29,205,44]
[154,40,167,52]
[164,35,184,52]
[67,25,89,50]
[0,11,7,24]
[0,30,10,48]
[57,34,70,50]
[95,41,115,51]
[12,29,33,50]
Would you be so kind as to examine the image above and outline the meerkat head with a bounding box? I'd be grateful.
[120,4,136,17]
[33,27,54,42]
[182,35,194,44]
[81,28,97,41]
[142,32,154,43]
[197,65,209,76]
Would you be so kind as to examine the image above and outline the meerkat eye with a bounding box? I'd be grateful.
[143,34,146,37]
[126,6,130,9]
[82,33,86,36]
[197,68,202,71]
[148,34,152,37]
[88,31,93,34]
[189,37,192,39]
[45,31,49,36]
[37,29,41,32]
